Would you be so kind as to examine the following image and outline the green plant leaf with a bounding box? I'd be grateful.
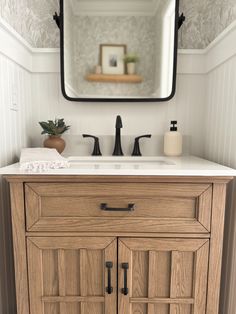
[39,119,70,136]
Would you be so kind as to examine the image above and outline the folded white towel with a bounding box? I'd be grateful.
[20,148,69,172]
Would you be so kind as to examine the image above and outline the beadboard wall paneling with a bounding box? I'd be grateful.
[204,54,236,314]
[0,54,32,167]
[0,52,32,314]
[30,71,206,156]
[204,57,236,167]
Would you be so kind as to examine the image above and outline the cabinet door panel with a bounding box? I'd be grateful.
[44,303,60,314]
[170,304,192,314]
[118,238,209,314]
[27,237,117,314]
[150,304,169,314]
[132,303,147,314]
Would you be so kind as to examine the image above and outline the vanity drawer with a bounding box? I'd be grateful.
[25,182,212,233]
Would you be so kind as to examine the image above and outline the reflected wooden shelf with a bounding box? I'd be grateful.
[85,73,143,84]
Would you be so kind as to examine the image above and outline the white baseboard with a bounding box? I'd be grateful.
[0,16,236,74]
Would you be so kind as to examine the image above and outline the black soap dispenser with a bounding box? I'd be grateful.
[164,121,182,156]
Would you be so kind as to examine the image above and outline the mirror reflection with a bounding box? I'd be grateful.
[63,0,177,100]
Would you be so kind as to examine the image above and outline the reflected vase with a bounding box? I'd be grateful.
[127,63,136,75]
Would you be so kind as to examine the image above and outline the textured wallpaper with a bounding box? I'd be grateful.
[70,16,156,97]
[0,0,236,48]
[179,0,236,49]
[0,0,60,48]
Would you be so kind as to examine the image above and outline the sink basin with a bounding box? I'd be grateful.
[68,156,175,170]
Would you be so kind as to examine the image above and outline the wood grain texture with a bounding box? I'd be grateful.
[64,303,80,314]
[5,175,233,184]
[64,249,80,295]
[118,240,132,314]
[131,303,147,314]
[206,184,227,314]
[119,238,209,314]
[9,183,30,314]
[6,177,231,314]
[170,251,194,298]
[39,196,196,219]
[193,241,209,313]
[104,239,117,314]
[148,251,171,314]
[198,185,212,231]
[58,249,66,314]
[132,250,148,298]
[25,184,41,230]
[29,236,115,250]
[85,73,143,83]
[169,304,192,314]
[42,296,105,302]
[27,237,116,314]
[152,304,169,314]
[44,303,60,314]
[27,238,43,314]
[86,249,104,296]
[25,182,210,197]
[149,251,171,297]
[119,238,208,252]
[25,231,210,238]
[25,182,211,233]
[130,298,194,304]
[42,249,59,296]
[26,217,209,233]
[80,249,87,298]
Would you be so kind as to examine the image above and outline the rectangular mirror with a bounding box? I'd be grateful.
[60,0,179,102]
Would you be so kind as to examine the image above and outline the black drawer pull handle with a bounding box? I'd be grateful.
[100,203,135,212]
[121,263,129,295]
[106,262,113,294]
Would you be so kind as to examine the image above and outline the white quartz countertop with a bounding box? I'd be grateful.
[0,156,235,177]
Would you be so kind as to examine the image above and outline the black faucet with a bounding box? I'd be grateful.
[112,115,124,156]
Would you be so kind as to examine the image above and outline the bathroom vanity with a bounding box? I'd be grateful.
[2,157,235,314]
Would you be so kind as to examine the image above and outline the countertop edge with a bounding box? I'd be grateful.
[3,174,234,184]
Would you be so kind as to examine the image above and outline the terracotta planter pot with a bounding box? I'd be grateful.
[43,136,66,154]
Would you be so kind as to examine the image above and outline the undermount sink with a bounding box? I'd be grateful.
[68,156,176,169]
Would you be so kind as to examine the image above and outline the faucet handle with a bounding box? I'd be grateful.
[83,134,102,156]
[132,134,152,156]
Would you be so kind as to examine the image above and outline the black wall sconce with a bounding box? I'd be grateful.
[178,13,186,29]
[53,12,61,29]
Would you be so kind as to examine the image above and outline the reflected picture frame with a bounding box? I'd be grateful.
[60,0,180,102]
[100,44,127,75]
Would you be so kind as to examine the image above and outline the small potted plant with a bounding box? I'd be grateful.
[39,118,70,154]
[123,54,139,75]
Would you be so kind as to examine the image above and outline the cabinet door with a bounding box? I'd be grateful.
[118,238,209,314]
[27,237,117,314]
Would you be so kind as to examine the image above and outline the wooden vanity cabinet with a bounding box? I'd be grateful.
[6,175,232,314]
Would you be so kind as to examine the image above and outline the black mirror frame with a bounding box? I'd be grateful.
[60,0,179,103]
